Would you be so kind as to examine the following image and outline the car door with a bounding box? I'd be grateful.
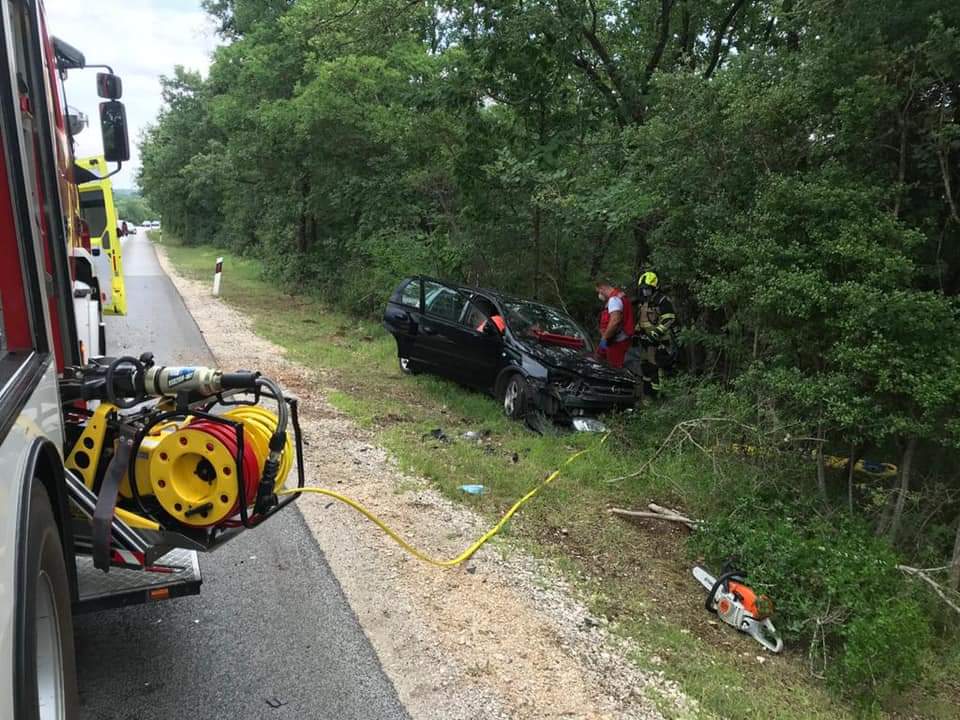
[460,295,506,390]
[418,282,503,388]
[415,280,469,377]
[383,276,424,360]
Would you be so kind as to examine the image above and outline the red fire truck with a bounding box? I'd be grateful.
[1,4,303,718]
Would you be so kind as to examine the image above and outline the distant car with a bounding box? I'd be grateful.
[383,276,637,422]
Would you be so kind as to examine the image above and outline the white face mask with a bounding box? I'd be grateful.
[598,292,605,301]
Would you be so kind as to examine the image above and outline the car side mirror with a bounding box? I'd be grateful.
[96,72,122,99]
[482,323,501,340]
[99,101,130,162]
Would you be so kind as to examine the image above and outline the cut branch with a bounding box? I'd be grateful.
[897,564,960,616]
[609,503,701,531]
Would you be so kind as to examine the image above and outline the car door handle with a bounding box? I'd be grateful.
[421,324,438,335]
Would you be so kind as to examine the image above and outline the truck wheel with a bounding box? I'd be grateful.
[18,484,78,720]
[502,374,529,420]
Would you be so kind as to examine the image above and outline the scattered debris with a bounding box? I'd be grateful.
[462,430,490,442]
[265,697,288,709]
[459,484,486,495]
[422,428,450,443]
[609,502,701,531]
[524,410,553,435]
[572,417,607,433]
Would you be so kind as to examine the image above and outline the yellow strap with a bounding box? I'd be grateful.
[278,434,608,568]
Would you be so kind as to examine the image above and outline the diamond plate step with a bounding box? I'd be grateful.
[74,548,201,614]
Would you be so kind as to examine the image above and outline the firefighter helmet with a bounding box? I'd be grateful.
[638,271,659,290]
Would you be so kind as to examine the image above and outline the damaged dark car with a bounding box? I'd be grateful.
[383,276,637,423]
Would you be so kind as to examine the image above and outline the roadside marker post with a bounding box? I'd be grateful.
[213,257,223,296]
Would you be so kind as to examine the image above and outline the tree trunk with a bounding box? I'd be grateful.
[846,443,858,514]
[886,436,918,544]
[950,513,960,592]
[815,423,827,502]
[633,220,650,275]
[588,231,608,280]
[532,204,541,298]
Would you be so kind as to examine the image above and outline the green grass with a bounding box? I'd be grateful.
[158,236,953,719]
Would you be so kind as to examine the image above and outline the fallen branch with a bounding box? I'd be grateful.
[897,564,960,616]
[609,503,701,531]
[605,417,761,484]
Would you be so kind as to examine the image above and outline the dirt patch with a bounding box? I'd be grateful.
[156,247,696,720]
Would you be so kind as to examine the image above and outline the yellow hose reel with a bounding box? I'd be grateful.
[119,406,293,527]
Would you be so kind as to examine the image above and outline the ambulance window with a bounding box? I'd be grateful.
[80,189,108,242]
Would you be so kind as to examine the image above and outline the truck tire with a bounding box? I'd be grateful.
[501,374,529,420]
[17,484,79,720]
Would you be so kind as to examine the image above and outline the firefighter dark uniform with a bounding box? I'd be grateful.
[628,272,678,396]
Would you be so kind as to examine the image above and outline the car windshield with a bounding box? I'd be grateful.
[502,300,590,348]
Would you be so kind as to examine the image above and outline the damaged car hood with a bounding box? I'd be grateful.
[519,341,635,385]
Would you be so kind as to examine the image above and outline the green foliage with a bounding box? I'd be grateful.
[114,193,156,225]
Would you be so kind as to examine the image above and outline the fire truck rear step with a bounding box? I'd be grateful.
[74,548,201,614]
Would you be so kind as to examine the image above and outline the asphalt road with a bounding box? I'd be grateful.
[73,234,409,720]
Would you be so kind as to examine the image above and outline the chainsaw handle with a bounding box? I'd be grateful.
[745,618,783,653]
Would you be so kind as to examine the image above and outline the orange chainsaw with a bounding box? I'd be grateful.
[693,564,783,653]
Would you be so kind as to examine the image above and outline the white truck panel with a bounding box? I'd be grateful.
[0,358,63,719]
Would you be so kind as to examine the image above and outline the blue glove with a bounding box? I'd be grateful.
[598,338,608,351]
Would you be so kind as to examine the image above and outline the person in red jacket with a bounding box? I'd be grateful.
[595,282,634,368]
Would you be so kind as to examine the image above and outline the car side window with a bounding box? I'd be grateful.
[464,297,499,331]
[399,279,421,309]
[423,281,468,323]
[464,303,486,330]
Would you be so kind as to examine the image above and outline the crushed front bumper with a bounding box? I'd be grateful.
[529,378,637,418]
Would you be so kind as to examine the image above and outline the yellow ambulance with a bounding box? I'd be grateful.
[76,155,127,315]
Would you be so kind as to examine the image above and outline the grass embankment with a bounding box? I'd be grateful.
[157,235,953,719]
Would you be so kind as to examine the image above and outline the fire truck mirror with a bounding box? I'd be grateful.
[99,101,130,163]
[96,71,122,99]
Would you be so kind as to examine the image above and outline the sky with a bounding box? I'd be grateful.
[45,0,220,189]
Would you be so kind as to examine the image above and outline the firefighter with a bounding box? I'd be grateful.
[629,271,678,397]
[596,282,635,368]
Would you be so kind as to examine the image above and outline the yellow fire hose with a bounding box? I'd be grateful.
[277,434,608,568]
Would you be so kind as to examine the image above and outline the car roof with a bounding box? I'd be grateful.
[409,276,574,317]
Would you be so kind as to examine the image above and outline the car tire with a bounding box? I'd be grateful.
[18,484,79,720]
[399,355,423,375]
[502,374,529,420]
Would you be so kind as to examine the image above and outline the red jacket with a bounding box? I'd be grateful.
[599,288,635,339]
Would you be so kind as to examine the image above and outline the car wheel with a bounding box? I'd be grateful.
[19,484,78,720]
[398,356,420,375]
[502,374,529,420]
